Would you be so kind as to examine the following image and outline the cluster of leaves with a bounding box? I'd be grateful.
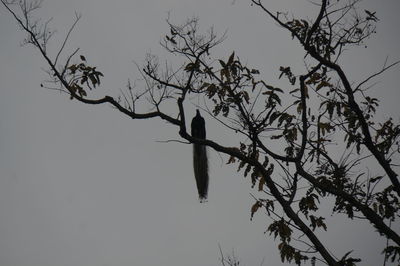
[284,5,377,60]
[201,52,255,118]
[67,55,104,99]
[267,219,308,264]
[286,19,309,43]
[228,142,271,190]
[383,245,400,264]
[200,53,304,161]
[298,191,327,231]
[372,186,400,220]
[374,119,400,154]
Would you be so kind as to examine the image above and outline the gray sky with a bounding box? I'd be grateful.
[0,1,399,266]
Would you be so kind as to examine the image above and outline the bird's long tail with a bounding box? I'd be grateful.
[193,143,208,201]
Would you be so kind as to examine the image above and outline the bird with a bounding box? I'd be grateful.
[191,109,209,201]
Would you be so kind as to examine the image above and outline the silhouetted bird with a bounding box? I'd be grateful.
[191,109,209,201]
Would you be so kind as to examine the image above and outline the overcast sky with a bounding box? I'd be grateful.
[0,1,399,266]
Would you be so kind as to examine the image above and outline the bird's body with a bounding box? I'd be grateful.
[191,110,209,201]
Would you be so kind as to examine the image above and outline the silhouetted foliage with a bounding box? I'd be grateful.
[2,0,399,265]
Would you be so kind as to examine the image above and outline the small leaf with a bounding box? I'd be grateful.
[89,74,97,87]
[250,201,262,220]
[68,64,77,74]
[80,76,87,84]
[227,51,235,66]
[297,102,303,114]
[184,62,195,72]
[251,69,260,74]
[316,80,331,91]
[271,134,283,140]
[244,164,252,177]
[258,176,266,191]
[227,155,236,164]
[199,82,210,91]
[242,91,250,104]
[369,176,383,183]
